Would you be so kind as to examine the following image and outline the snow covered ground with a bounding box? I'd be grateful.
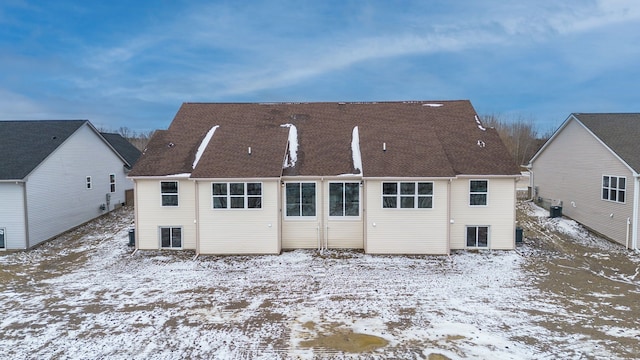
[1,203,639,359]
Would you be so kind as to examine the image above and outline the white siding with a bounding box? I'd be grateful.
[0,183,27,249]
[197,180,280,254]
[324,181,363,249]
[449,178,516,250]
[365,180,449,254]
[281,180,321,249]
[25,124,132,247]
[134,179,197,250]
[531,119,635,246]
[282,221,321,249]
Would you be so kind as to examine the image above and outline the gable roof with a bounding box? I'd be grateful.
[0,120,87,180]
[573,113,640,173]
[100,132,142,168]
[530,113,640,173]
[129,101,520,178]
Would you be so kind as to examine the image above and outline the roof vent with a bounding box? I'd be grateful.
[52,136,58,140]
[477,140,486,148]
[168,142,175,148]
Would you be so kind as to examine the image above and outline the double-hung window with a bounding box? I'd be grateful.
[286,182,316,217]
[0,228,5,249]
[382,182,433,209]
[160,227,182,249]
[329,182,360,217]
[213,182,262,209]
[109,174,116,193]
[469,180,488,206]
[161,181,179,206]
[466,226,489,248]
[602,175,626,203]
[86,176,92,190]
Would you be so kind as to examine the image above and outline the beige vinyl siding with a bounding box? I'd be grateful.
[197,180,280,254]
[281,180,321,249]
[324,180,363,249]
[364,180,449,254]
[282,221,320,249]
[449,177,516,250]
[532,119,634,246]
[134,179,197,250]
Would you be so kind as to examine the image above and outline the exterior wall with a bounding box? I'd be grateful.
[134,178,197,250]
[25,124,132,247]
[0,182,27,249]
[531,119,635,246]
[449,177,516,250]
[364,180,449,254]
[197,180,280,254]
[281,180,321,249]
[323,180,363,249]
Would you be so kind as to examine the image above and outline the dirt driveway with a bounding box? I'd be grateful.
[0,202,639,359]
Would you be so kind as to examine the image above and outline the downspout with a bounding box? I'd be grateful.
[626,217,631,250]
[194,179,200,257]
[633,175,640,251]
[447,178,452,255]
[133,180,138,250]
[362,179,367,253]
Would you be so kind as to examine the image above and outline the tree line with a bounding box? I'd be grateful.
[480,114,553,167]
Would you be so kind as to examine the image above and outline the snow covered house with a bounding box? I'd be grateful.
[128,101,520,255]
[529,113,640,250]
[0,120,140,250]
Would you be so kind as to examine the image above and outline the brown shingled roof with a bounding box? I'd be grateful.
[129,101,520,178]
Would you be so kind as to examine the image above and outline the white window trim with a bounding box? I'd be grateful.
[328,181,362,220]
[466,225,490,248]
[212,182,263,210]
[159,226,183,249]
[86,176,92,190]
[381,181,434,210]
[160,181,179,207]
[0,227,5,250]
[109,173,116,193]
[284,181,318,220]
[469,179,489,207]
[602,175,627,204]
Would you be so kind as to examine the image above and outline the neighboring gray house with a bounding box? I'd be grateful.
[0,120,140,250]
[529,113,640,250]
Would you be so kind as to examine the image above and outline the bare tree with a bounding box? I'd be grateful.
[481,114,549,166]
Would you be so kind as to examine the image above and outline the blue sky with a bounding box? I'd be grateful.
[1,1,639,133]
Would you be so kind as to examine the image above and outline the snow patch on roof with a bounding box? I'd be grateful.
[475,115,486,131]
[192,125,219,169]
[352,126,363,174]
[280,124,298,168]
[423,103,443,107]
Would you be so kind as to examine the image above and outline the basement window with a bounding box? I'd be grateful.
[466,226,489,248]
[160,227,182,249]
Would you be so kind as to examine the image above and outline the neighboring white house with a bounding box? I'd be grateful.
[128,101,521,255]
[529,113,640,249]
[0,120,140,250]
